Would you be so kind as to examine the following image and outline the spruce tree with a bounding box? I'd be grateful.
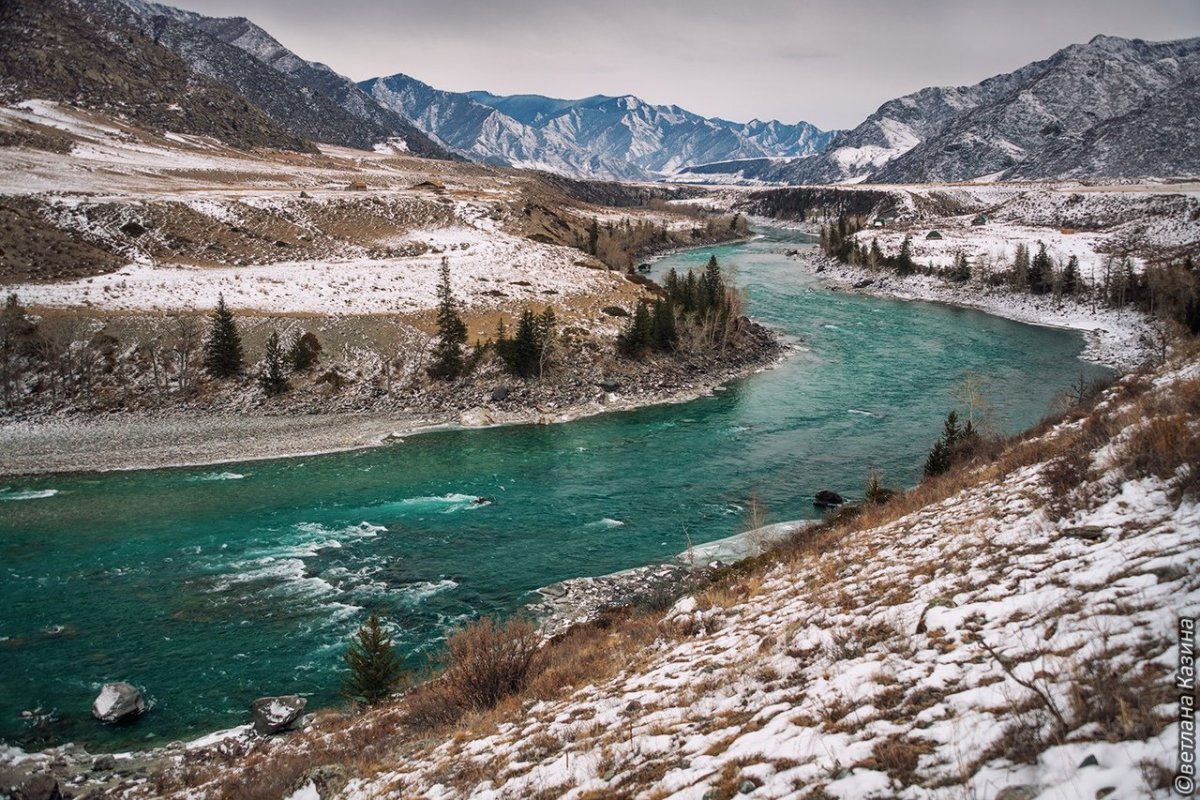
[429,258,468,380]
[702,255,724,312]
[203,294,243,378]
[651,300,678,352]
[1061,255,1080,296]
[342,614,404,706]
[896,235,915,276]
[1029,243,1054,295]
[618,300,653,356]
[258,330,289,396]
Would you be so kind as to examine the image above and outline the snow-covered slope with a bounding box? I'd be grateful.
[361,73,836,181]
[722,35,1200,185]
[335,359,1200,799]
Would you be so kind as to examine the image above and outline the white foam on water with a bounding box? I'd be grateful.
[847,409,882,418]
[398,579,459,604]
[378,493,490,514]
[0,489,59,501]
[586,518,626,529]
[189,472,245,482]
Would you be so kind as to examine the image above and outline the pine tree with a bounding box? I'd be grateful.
[429,258,468,380]
[1061,255,1080,296]
[1029,243,1054,295]
[950,252,971,283]
[702,255,724,311]
[869,237,884,269]
[258,330,289,396]
[342,614,404,706]
[203,294,243,378]
[896,235,915,276]
[650,299,677,351]
[618,300,653,356]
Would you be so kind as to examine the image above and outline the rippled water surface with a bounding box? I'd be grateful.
[0,228,1110,749]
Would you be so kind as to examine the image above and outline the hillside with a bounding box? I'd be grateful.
[0,0,313,153]
[70,0,452,157]
[360,73,835,181]
[683,35,1200,185]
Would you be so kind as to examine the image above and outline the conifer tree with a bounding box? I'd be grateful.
[1029,243,1054,295]
[869,237,884,269]
[342,614,404,706]
[618,300,653,356]
[896,235,915,276]
[651,299,677,351]
[258,330,289,396]
[429,258,468,380]
[203,294,243,378]
[1061,255,1080,296]
[702,255,724,311]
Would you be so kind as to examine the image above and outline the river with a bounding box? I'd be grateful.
[0,227,1110,750]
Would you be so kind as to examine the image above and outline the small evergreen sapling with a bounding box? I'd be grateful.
[343,614,405,706]
[258,330,289,396]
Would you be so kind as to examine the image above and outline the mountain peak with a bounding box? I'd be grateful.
[361,75,834,181]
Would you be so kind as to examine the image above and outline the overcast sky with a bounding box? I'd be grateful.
[169,0,1200,130]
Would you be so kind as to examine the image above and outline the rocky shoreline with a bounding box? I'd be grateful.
[0,323,788,476]
[786,248,1153,372]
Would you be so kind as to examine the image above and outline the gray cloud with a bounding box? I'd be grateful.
[169,0,1200,130]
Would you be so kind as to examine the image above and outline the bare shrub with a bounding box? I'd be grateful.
[404,616,543,729]
[1068,657,1173,742]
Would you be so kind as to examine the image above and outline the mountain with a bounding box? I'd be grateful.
[360,73,835,181]
[78,0,451,157]
[699,35,1200,185]
[0,0,313,152]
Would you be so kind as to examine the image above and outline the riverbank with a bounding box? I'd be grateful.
[0,332,789,476]
[787,248,1154,371]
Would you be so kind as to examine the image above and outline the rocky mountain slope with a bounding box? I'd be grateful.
[68,0,451,157]
[0,0,313,153]
[361,72,835,181]
[688,35,1200,185]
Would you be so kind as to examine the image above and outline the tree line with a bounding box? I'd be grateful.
[818,213,1200,336]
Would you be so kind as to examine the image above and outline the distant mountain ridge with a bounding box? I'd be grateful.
[360,73,836,181]
[688,34,1200,185]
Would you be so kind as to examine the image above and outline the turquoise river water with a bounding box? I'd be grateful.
[0,228,1110,750]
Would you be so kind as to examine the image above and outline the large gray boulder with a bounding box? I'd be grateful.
[250,695,307,736]
[91,682,146,724]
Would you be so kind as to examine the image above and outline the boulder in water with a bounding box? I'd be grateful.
[813,490,846,509]
[251,695,307,736]
[92,682,146,724]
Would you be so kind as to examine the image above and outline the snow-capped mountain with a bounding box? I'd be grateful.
[67,0,452,157]
[360,73,835,181]
[689,35,1200,185]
